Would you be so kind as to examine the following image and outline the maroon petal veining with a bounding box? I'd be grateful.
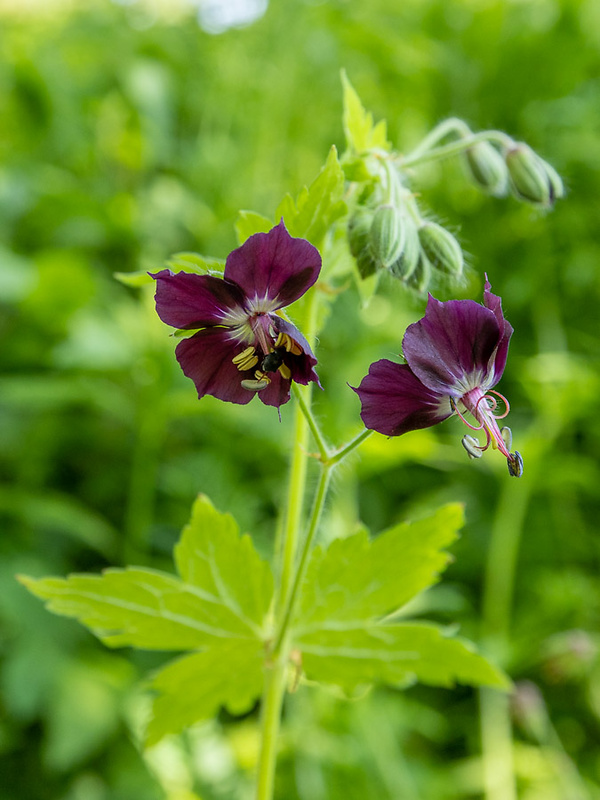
[402,294,503,396]
[175,328,253,405]
[354,359,452,437]
[224,220,321,309]
[152,270,246,329]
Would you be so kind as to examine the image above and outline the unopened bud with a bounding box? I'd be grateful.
[368,204,406,268]
[462,435,483,459]
[418,221,464,277]
[406,252,432,294]
[389,218,420,280]
[505,143,564,208]
[464,142,508,197]
[348,209,377,279]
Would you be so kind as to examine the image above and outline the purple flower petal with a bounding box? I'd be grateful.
[175,329,253,405]
[402,294,503,397]
[483,277,514,386]
[270,316,321,388]
[354,359,452,436]
[152,270,245,329]
[224,221,321,309]
[257,370,292,408]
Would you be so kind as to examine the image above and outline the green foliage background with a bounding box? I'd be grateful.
[1,0,599,798]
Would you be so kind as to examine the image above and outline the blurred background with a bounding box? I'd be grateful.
[1,0,600,798]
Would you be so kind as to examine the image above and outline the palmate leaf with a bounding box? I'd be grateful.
[21,495,273,743]
[146,639,264,745]
[298,623,510,692]
[19,567,255,650]
[22,496,273,649]
[294,504,464,634]
[292,504,509,692]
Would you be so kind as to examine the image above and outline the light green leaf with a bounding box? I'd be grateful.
[298,622,510,692]
[114,270,155,288]
[275,146,347,248]
[295,504,464,634]
[21,495,274,650]
[235,210,273,244]
[174,494,274,632]
[341,71,390,154]
[114,253,225,288]
[146,639,264,745]
[20,568,255,650]
[165,252,225,275]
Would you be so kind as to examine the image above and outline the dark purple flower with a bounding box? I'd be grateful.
[152,221,321,408]
[354,279,523,476]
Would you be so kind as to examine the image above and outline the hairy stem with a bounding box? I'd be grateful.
[291,382,329,462]
[404,117,472,161]
[401,129,515,169]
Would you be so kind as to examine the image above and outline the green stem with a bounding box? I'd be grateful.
[291,382,329,462]
[328,428,373,466]
[404,117,472,161]
[401,130,514,170]
[275,387,310,603]
[273,464,332,654]
[255,655,287,800]
[479,476,532,800]
[275,290,320,604]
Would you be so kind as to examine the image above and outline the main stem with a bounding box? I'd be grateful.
[479,477,532,800]
[256,290,319,800]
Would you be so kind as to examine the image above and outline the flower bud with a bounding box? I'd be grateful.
[464,142,508,197]
[368,204,406,268]
[418,221,464,278]
[406,252,432,294]
[348,209,377,279]
[389,218,420,280]
[505,143,564,208]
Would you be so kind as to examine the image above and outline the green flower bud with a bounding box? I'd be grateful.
[406,252,432,294]
[348,209,377,279]
[368,204,406,268]
[418,221,464,277]
[464,142,508,197]
[505,143,564,207]
[389,217,420,280]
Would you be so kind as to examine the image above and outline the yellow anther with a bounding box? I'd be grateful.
[232,346,258,371]
[274,332,302,356]
[279,363,292,380]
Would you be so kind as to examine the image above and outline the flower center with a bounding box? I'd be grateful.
[451,386,523,476]
[233,330,300,393]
